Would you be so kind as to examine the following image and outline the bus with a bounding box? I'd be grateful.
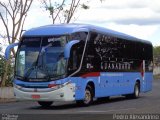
[5,23,153,107]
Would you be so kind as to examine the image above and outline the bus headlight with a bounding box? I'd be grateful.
[14,84,22,89]
[48,84,61,89]
[48,81,71,89]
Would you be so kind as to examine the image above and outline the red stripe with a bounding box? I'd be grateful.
[81,72,100,78]
[140,61,144,77]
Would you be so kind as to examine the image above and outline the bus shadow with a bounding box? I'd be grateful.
[29,96,144,110]
[30,102,80,110]
[93,96,137,105]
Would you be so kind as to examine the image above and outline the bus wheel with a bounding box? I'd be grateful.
[76,85,93,106]
[126,82,140,99]
[133,82,140,98]
[38,101,53,108]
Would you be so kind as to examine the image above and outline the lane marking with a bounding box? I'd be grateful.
[78,108,137,113]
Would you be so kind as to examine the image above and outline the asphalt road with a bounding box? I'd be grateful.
[0,80,160,120]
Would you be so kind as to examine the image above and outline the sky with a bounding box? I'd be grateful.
[1,0,160,47]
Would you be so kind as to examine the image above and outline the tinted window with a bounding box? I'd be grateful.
[68,42,84,74]
[135,42,145,60]
[21,37,41,47]
[116,38,126,58]
[144,44,153,60]
[125,40,135,59]
[70,32,88,41]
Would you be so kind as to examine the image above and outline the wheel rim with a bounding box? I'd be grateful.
[84,90,91,104]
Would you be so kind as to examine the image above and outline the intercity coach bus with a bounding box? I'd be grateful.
[5,23,153,107]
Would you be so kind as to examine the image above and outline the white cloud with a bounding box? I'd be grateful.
[75,0,160,46]
[106,23,158,39]
[24,1,51,30]
[77,0,160,25]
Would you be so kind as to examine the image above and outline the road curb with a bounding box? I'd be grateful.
[0,98,17,103]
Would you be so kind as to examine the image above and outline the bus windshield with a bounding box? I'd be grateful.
[15,36,67,81]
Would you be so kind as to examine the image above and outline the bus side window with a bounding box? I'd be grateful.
[125,40,135,59]
[72,50,77,70]
[68,48,78,72]
[135,42,144,60]
[70,32,88,41]
[117,38,125,59]
[145,44,153,60]
[67,42,84,75]
[84,32,102,71]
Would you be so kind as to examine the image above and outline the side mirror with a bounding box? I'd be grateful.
[64,40,80,59]
[5,43,19,60]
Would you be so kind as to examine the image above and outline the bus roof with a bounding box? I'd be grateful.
[23,23,151,44]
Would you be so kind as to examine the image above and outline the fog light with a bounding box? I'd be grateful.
[60,93,64,97]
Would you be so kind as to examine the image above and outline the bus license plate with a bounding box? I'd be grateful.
[31,95,40,99]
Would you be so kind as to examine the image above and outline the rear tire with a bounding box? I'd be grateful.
[38,101,53,108]
[76,85,93,106]
[126,82,140,99]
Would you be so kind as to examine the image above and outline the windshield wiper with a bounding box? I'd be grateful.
[24,50,41,79]
[24,62,37,79]
[24,44,52,79]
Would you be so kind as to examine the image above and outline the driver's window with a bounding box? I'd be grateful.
[70,32,88,41]
[72,50,77,70]
[67,41,84,75]
[68,50,78,72]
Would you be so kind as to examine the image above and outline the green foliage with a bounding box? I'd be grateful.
[153,46,160,66]
[41,0,91,24]
[81,4,89,9]
[0,54,5,78]
[0,51,13,86]
[153,46,160,57]
[46,6,54,15]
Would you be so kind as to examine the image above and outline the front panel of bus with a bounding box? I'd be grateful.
[13,32,88,101]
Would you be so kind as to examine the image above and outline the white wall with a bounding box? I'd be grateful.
[0,87,15,99]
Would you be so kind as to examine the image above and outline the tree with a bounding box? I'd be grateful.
[0,0,33,86]
[41,0,90,24]
[0,47,12,86]
[0,53,13,87]
[153,46,160,66]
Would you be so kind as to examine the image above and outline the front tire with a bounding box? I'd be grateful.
[76,85,93,106]
[38,101,53,108]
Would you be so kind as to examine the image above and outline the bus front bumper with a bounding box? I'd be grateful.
[14,83,76,102]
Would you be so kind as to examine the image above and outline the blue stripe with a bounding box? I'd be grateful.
[14,78,69,88]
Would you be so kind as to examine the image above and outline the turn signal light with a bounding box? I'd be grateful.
[48,84,57,88]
